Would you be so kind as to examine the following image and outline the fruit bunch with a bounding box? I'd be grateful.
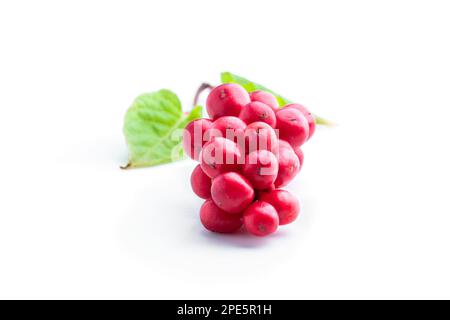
[183,83,315,237]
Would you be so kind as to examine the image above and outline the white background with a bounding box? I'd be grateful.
[1,0,449,299]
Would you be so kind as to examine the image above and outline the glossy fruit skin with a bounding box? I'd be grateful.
[249,91,279,112]
[209,116,246,143]
[276,107,309,148]
[200,199,243,233]
[183,118,213,160]
[211,172,255,214]
[200,137,242,178]
[259,189,300,225]
[293,146,304,170]
[242,150,279,190]
[274,140,300,188]
[206,83,251,119]
[239,101,277,128]
[284,104,316,140]
[243,201,279,236]
[243,122,279,154]
[190,164,212,199]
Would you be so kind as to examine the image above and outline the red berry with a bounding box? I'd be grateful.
[242,150,279,190]
[259,189,300,225]
[190,164,212,199]
[183,118,213,160]
[211,172,255,214]
[276,108,309,148]
[200,199,243,233]
[274,140,300,188]
[206,84,250,119]
[209,116,246,143]
[200,137,242,178]
[293,146,304,170]
[284,104,316,139]
[243,122,279,154]
[239,101,277,128]
[249,91,279,112]
[243,201,279,236]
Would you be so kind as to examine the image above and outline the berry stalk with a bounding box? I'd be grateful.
[193,83,213,107]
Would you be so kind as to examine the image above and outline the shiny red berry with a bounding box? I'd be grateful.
[249,91,279,112]
[259,189,300,225]
[243,201,279,236]
[200,199,243,233]
[190,164,212,199]
[211,172,254,214]
[206,84,250,119]
[276,108,309,148]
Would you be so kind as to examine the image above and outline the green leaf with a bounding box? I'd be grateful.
[221,72,334,126]
[123,89,202,169]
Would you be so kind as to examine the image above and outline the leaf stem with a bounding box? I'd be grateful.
[120,162,131,170]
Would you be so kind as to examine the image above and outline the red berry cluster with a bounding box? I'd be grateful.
[183,83,315,237]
